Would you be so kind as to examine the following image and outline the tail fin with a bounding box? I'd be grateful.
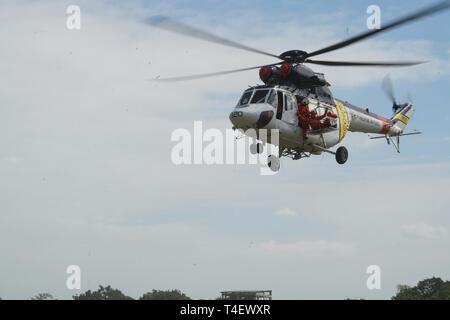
[391,103,414,132]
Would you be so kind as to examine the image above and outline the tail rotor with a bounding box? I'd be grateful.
[373,74,421,152]
[382,74,402,113]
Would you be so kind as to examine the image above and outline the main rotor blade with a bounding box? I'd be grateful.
[305,59,426,67]
[306,1,450,58]
[151,63,280,82]
[144,16,280,60]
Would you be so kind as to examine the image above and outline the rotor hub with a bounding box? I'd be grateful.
[279,50,308,63]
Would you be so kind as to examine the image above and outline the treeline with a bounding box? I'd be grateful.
[29,286,191,300]
[2,277,450,300]
[392,277,450,300]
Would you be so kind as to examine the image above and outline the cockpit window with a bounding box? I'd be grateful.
[267,89,277,108]
[250,89,270,104]
[238,90,253,106]
[238,88,277,107]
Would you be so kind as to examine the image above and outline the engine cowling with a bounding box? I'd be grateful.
[259,64,327,88]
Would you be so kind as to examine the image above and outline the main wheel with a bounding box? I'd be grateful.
[268,155,280,172]
[250,143,263,154]
[335,146,348,165]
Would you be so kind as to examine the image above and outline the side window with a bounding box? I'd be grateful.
[284,93,294,111]
[290,96,296,110]
[267,90,277,108]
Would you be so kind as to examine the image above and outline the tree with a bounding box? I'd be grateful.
[392,277,450,300]
[392,285,421,300]
[31,293,55,300]
[73,285,133,300]
[139,289,190,300]
[416,277,444,299]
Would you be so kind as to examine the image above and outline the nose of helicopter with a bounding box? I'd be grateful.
[229,104,274,130]
[229,110,259,129]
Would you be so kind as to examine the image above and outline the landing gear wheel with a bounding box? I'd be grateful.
[268,155,280,172]
[335,146,348,165]
[250,143,263,154]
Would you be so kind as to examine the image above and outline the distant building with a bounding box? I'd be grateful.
[220,290,272,300]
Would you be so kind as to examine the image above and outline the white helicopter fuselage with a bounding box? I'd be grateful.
[229,85,413,157]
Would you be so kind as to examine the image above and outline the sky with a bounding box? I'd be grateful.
[0,0,450,300]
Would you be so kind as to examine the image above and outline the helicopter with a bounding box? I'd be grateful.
[146,1,450,172]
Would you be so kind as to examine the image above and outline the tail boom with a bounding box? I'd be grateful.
[338,100,414,137]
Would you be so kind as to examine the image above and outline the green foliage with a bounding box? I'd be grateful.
[392,277,450,300]
[31,293,55,300]
[139,289,191,300]
[73,285,133,300]
[8,277,450,300]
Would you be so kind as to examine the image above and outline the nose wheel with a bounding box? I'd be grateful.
[335,146,348,165]
[268,155,280,172]
[250,143,263,154]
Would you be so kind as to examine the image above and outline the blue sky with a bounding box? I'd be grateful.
[0,0,450,300]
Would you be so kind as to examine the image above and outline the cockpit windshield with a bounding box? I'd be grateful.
[238,90,253,106]
[237,88,277,108]
[250,89,269,104]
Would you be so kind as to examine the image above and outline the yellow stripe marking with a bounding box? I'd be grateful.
[334,100,349,141]
[394,113,410,125]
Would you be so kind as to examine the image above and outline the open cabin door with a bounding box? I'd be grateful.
[282,92,297,125]
[276,91,283,120]
[275,90,297,125]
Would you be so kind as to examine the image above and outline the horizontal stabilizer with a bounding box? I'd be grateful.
[369,131,422,139]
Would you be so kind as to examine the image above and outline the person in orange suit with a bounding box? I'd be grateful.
[297,97,335,139]
[297,98,311,139]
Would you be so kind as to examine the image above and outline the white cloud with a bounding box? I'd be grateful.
[400,224,448,240]
[275,208,298,217]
